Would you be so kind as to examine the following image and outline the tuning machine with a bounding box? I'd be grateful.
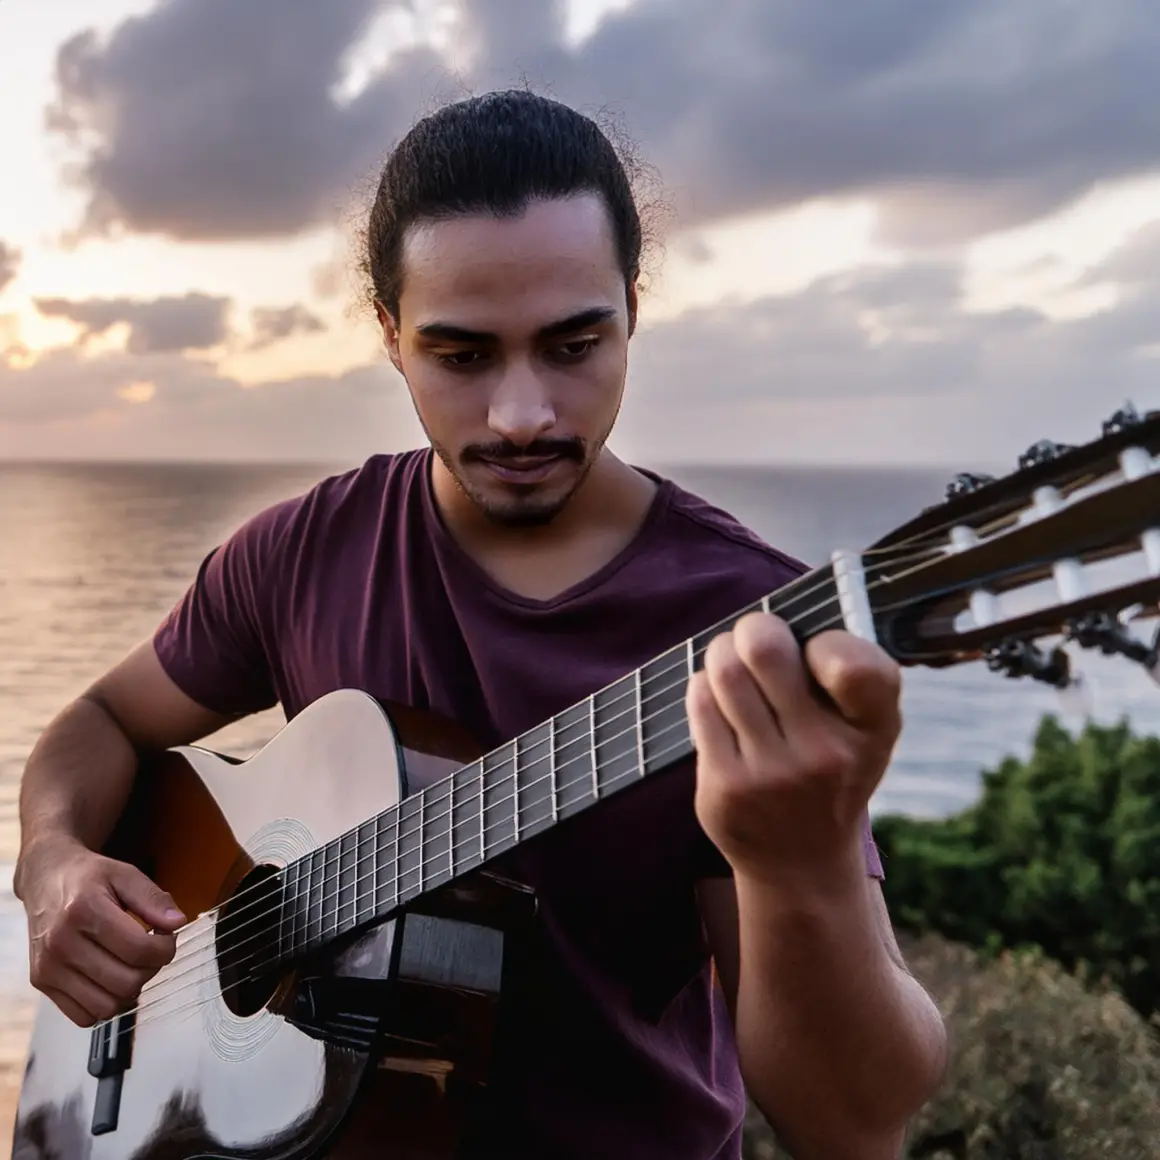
[984,638,1091,716]
[1018,438,1076,470]
[1065,610,1160,686]
[945,471,996,500]
[1102,401,1142,437]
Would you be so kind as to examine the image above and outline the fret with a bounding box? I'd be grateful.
[337,827,357,935]
[633,668,645,779]
[592,673,642,798]
[481,741,518,859]
[640,644,691,777]
[324,839,340,941]
[397,794,424,904]
[554,698,596,820]
[368,812,382,918]
[450,759,485,875]
[418,792,425,895]
[767,566,835,640]
[391,805,402,908]
[549,716,558,823]
[373,807,401,914]
[588,696,598,800]
[419,780,453,894]
[281,859,299,956]
[513,721,555,843]
[354,818,375,929]
[307,846,325,951]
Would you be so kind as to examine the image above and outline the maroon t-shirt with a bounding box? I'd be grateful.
[153,449,883,1159]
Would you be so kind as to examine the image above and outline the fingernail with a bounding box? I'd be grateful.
[164,907,184,921]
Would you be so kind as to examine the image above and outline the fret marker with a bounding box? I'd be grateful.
[830,550,878,643]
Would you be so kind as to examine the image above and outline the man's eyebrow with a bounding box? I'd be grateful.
[414,306,618,344]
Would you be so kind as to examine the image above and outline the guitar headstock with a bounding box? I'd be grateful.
[863,403,1160,695]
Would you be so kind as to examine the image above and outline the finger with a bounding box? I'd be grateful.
[701,633,784,763]
[83,892,179,971]
[53,967,124,1024]
[686,670,739,763]
[69,933,155,1001]
[731,613,820,741]
[804,630,902,733]
[43,986,97,1029]
[107,864,185,933]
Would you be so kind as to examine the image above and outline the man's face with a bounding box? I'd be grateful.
[379,194,636,527]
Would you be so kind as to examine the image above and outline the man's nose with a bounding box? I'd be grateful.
[488,363,556,446]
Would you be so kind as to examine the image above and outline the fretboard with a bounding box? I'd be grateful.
[276,561,841,960]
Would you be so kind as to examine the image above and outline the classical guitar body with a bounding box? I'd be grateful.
[11,691,533,1160]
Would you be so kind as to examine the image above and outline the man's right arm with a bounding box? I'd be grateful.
[14,492,298,1028]
[12,641,239,1028]
[14,638,236,896]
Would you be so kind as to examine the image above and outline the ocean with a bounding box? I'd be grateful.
[1,459,1156,1058]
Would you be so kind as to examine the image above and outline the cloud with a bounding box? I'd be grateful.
[33,292,232,354]
[5,247,1158,466]
[248,304,326,350]
[46,0,444,242]
[0,242,21,296]
[45,0,1160,247]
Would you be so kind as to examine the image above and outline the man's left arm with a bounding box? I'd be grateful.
[697,868,946,1160]
[686,612,948,1159]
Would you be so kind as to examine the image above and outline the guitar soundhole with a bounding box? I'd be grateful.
[216,863,284,1019]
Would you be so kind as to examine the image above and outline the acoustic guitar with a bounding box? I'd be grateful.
[11,402,1160,1159]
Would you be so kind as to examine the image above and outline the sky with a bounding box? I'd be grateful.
[2,0,1160,467]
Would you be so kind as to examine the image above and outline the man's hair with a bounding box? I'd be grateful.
[362,89,656,317]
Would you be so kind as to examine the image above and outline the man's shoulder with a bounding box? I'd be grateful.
[241,449,426,547]
[655,474,809,586]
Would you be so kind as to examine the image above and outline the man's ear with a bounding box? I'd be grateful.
[375,299,403,375]
[626,280,639,338]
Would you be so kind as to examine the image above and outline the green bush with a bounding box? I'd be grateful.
[742,934,1160,1160]
[874,715,1160,1018]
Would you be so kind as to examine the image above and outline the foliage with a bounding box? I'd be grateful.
[743,934,1160,1160]
[873,715,1160,1018]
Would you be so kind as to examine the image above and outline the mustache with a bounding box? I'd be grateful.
[462,438,585,463]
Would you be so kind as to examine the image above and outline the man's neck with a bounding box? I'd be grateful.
[430,450,660,602]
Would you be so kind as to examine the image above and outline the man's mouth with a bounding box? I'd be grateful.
[477,455,563,484]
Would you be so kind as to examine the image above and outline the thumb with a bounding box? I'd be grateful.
[108,863,186,932]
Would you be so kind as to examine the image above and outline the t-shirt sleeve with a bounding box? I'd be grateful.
[152,499,297,718]
[693,809,885,880]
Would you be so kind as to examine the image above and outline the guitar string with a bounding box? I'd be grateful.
[89,497,1133,1015]
[94,499,1156,1032]
[119,546,925,1004]
[119,600,862,1034]
[119,543,917,978]
[106,522,1077,1019]
[121,530,990,1031]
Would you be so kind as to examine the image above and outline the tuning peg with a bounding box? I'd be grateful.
[1018,438,1075,470]
[1102,401,1142,437]
[1065,611,1160,685]
[944,471,997,500]
[984,639,1074,688]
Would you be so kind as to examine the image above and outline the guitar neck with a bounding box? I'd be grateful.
[277,560,844,960]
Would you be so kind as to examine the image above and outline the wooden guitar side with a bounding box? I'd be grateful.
[10,691,531,1160]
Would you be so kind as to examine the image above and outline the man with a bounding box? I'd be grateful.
[14,91,947,1158]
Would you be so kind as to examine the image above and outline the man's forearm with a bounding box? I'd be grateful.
[732,846,947,1159]
[13,695,139,899]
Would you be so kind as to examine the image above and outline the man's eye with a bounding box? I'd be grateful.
[435,350,485,368]
[554,338,599,361]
